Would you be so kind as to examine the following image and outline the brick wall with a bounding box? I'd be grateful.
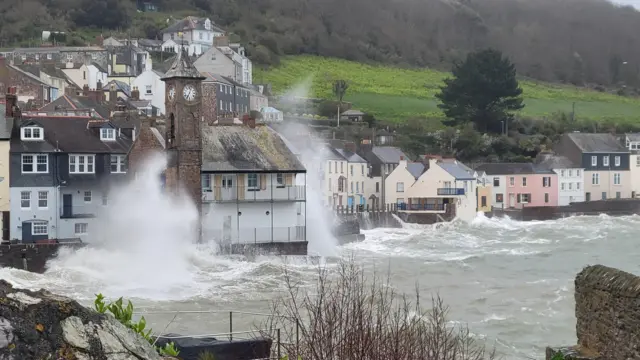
[202,82,217,124]
[127,118,164,173]
[547,265,640,360]
[0,58,48,107]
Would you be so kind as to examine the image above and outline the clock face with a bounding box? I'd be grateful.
[183,84,197,101]
[168,86,176,101]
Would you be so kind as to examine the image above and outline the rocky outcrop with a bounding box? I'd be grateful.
[0,280,162,360]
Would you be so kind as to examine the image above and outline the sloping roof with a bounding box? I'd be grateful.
[16,64,69,80]
[341,109,365,116]
[406,162,425,179]
[162,16,224,34]
[202,72,232,84]
[138,39,163,47]
[11,117,131,153]
[438,161,476,180]
[536,153,580,169]
[567,133,627,153]
[474,163,547,175]
[89,62,108,73]
[8,65,51,87]
[333,148,367,163]
[162,48,205,80]
[39,95,111,119]
[371,146,408,164]
[261,107,281,113]
[201,125,306,172]
[103,80,131,97]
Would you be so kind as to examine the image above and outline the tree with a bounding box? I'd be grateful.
[333,79,349,126]
[436,48,524,134]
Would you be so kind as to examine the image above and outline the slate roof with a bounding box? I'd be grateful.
[39,95,111,119]
[202,72,232,84]
[567,133,628,153]
[89,62,108,74]
[103,80,131,97]
[438,161,476,180]
[370,146,408,164]
[474,163,553,175]
[201,125,306,172]
[406,162,425,179]
[341,109,365,116]
[626,133,640,142]
[11,117,132,154]
[162,48,205,80]
[536,153,580,169]
[333,148,367,163]
[162,16,224,34]
[8,65,51,87]
[16,64,69,80]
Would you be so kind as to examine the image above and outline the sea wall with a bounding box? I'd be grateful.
[491,198,640,221]
[0,243,76,273]
[546,265,640,360]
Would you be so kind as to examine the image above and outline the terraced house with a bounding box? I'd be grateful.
[9,112,131,242]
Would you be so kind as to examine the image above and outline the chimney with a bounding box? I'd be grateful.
[399,156,407,169]
[131,86,140,100]
[97,79,103,90]
[344,141,356,153]
[6,86,18,118]
[242,114,256,128]
[82,84,89,96]
[213,35,229,47]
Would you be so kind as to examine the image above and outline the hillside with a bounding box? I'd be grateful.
[255,55,640,127]
[3,0,640,90]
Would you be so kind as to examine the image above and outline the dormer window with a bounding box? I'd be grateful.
[204,19,211,30]
[100,128,116,141]
[21,126,44,141]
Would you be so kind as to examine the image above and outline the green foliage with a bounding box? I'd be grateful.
[198,351,216,360]
[436,49,524,133]
[550,353,565,360]
[255,55,640,125]
[94,293,179,357]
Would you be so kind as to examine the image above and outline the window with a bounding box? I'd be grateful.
[20,191,30,209]
[350,182,353,193]
[21,126,44,140]
[276,173,284,187]
[520,194,531,203]
[46,53,52,60]
[328,178,332,191]
[569,183,572,190]
[376,182,380,192]
[340,162,343,173]
[356,182,359,193]
[397,198,405,205]
[561,170,565,177]
[543,177,551,187]
[522,177,527,186]
[493,177,500,187]
[577,170,581,176]
[592,173,599,185]
[603,156,609,167]
[102,193,108,206]
[496,194,503,203]
[361,165,365,175]
[591,156,597,166]
[509,177,514,186]
[222,175,233,188]
[201,174,211,190]
[110,155,126,173]
[145,85,152,94]
[350,165,353,176]
[568,170,573,176]
[614,173,621,185]
[32,221,48,235]
[328,162,331,173]
[561,183,565,190]
[617,192,621,199]
[637,157,640,167]
[75,223,88,235]
[481,196,487,207]
[577,182,580,190]
[69,155,95,174]
[602,192,607,200]
[220,84,223,92]
[38,191,48,209]
[545,193,549,203]
[586,192,591,201]
[100,128,116,141]
[334,162,337,173]
[199,32,203,40]
[22,154,48,173]
[219,100,223,109]
[248,173,259,189]
[396,182,404,192]
[66,54,73,61]
[615,156,621,166]
[84,191,92,203]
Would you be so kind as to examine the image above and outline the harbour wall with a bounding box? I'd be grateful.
[490,198,640,221]
[0,243,77,273]
[546,265,640,360]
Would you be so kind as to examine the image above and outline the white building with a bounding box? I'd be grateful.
[536,153,585,206]
[201,124,306,246]
[133,58,165,114]
[333,147,368,208]
[194,42,253,85]
[260,107,283,123]
[87,63,108,91]
[323,146,348,208]
[625,133,640,198]
[161,16,225,56]
[384,159,424,207]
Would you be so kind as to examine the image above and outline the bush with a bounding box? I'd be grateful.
[262,259,498,360]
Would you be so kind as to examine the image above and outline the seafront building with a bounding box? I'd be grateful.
[535,152,585,206]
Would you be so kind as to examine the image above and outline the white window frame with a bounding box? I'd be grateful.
[614,173,621,185]
[520,193,531,203]
[38,191,48,209]
[22,154,48,173]
[561,183,565,191]
[522,177,527,187]
[100,128,116,141]
[46,53,52,60]
[201,174,211,190]
[591,156,597,166]
[615,156,621,166]
[110,155,126,173]
[69,154,95,174]
[603,156,609,167]
[20,191,31,209]
[21,126,44,140]
[84,191,92,203]
[145,85,152,94]
[592,173,599,185]
[396,182,404,192]
[276,173,285,187]
[509,177,514,186]
[577,170,581,176]
[32,221,48,235]
[74,223,88,235]
[247,173,259,190]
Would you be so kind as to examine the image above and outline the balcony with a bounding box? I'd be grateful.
[398,203,446,212]
[437,188,465,196]
[205,226,306,244]
[60,205,97,219]
[202,185,306,203]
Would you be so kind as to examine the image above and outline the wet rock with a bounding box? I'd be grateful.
[546,345,602,360]
[0,280,162,359]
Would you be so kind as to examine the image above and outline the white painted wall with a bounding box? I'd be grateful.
[384,160,414,206]
[364,176,382,209]
[630,154,640,197]
[133,68,165,114]
[324,159,348,207]
[10,186,56,241]
[87,64,108,90]
[555,167,585,205]
[584,170,632,200]
[347,161,368,207]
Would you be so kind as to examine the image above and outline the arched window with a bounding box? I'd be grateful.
[169,113,175,143]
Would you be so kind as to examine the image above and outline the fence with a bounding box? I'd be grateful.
[203,185,306,203]
[397,203,446,211]
[334,203,398,215]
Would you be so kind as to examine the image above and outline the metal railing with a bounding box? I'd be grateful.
[206,226,306,244]
[60,205,99,218]
[203,185,306,203]
[437,188,465,196]
[398,203,446,211]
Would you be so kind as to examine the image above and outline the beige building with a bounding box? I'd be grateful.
[61,63,89,89]
[384,159,424,207]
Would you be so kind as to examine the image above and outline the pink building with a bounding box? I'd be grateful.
[475,163,558,208]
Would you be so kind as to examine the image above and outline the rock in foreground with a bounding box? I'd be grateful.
[0,280,162,360]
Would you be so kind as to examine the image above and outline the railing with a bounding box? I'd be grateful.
[437,188,466,196]
[334,203,398,214]
[60,205,98,218]
[398,203,446,211]
[202,185,306,202]
[206,226,306,244]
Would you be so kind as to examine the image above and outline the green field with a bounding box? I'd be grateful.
[255,55,640,126]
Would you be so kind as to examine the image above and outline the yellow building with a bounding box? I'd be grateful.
[476,173,492,213]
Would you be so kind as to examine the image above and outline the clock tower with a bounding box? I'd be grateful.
[161,48,206,242]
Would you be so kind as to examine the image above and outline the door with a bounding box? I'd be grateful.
[586,192,591,201]
[348,196,354,207]
[222,216,232,243]
[2,211,9,240]
[509,193,515,208]
[22,221,32,243]
[62,194,73,218]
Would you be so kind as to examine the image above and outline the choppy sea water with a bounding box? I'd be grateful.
[2,213,639,359]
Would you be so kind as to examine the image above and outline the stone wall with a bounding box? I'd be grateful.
[546,265,640,360]
[492,199,640,221]
[0,243,83,274]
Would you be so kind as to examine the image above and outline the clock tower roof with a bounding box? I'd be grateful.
[161,48,205,81]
